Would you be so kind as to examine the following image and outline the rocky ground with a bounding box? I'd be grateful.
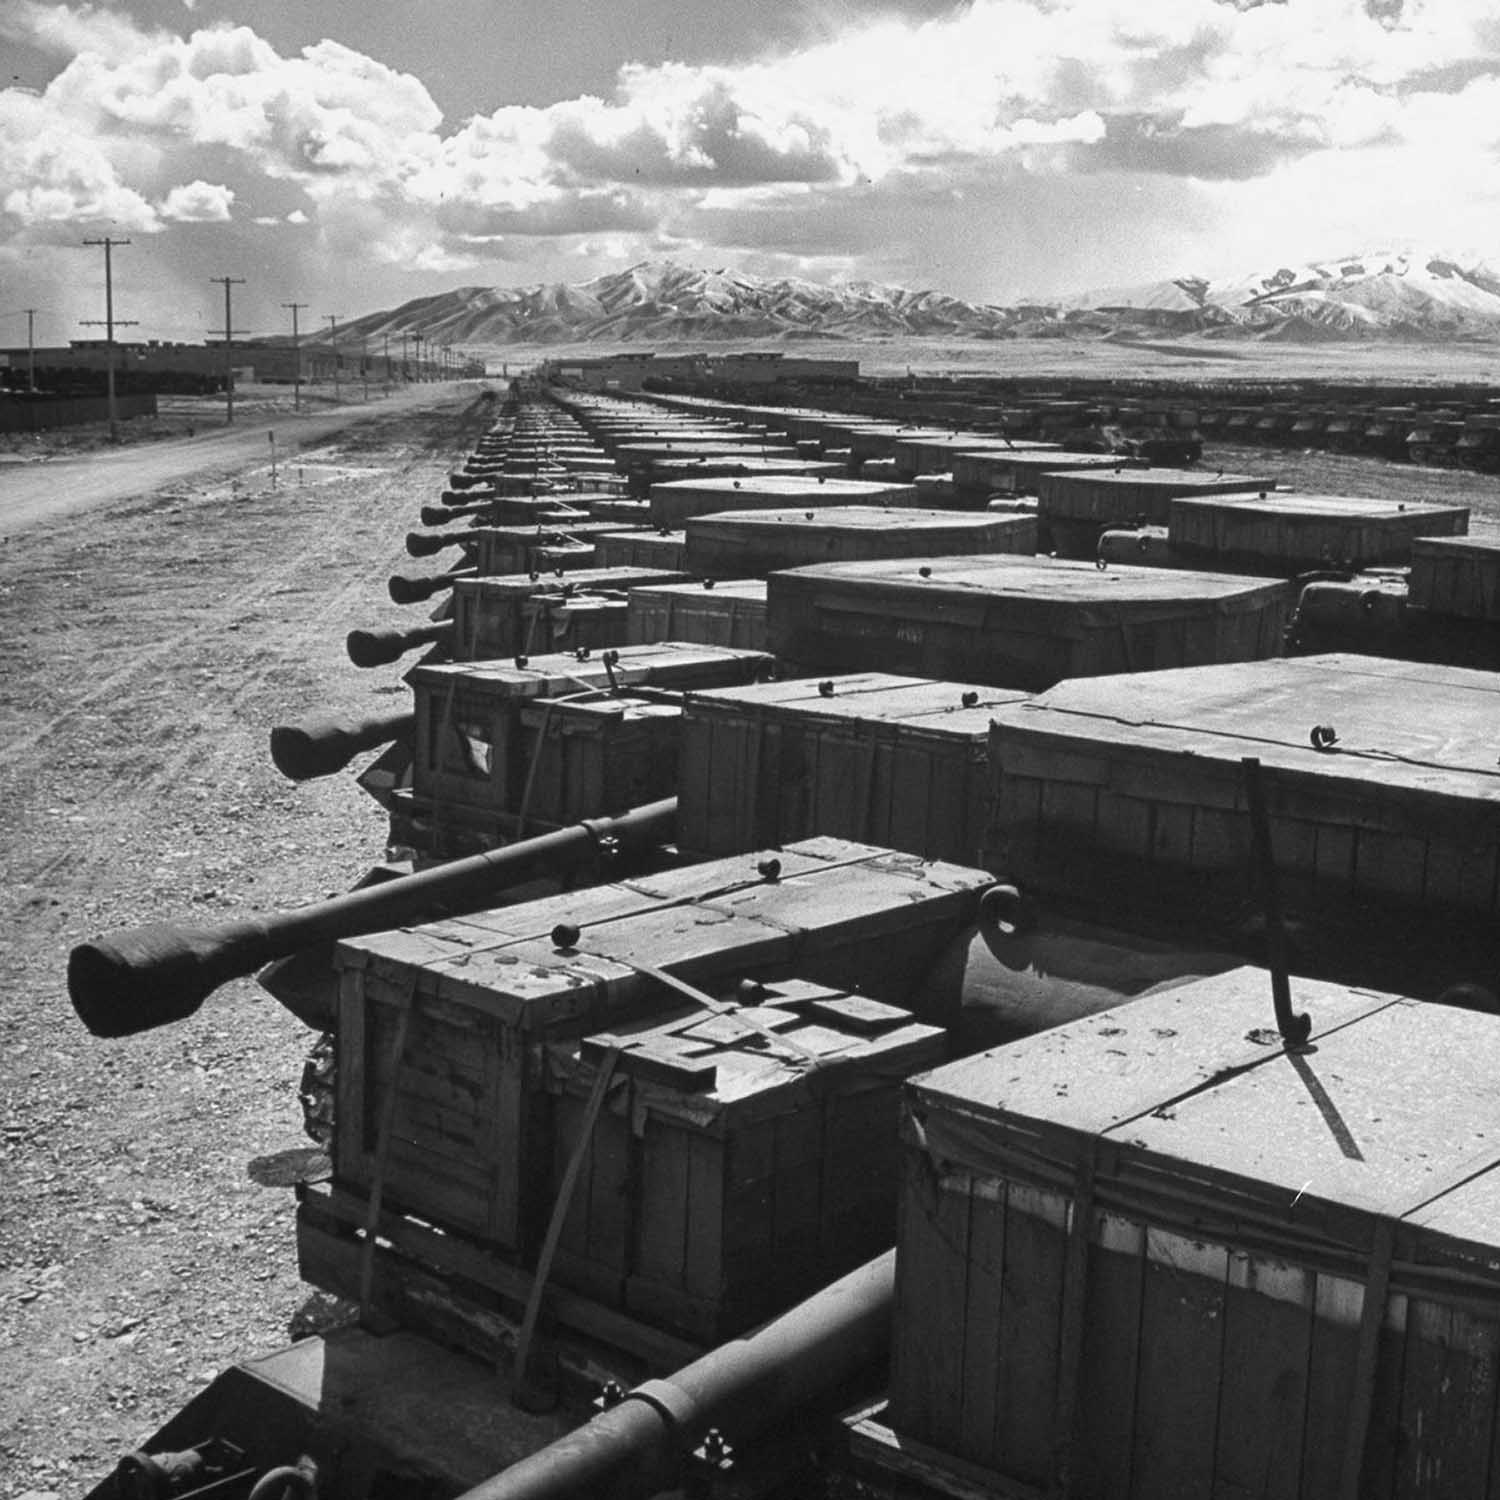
[0,386,498,1497]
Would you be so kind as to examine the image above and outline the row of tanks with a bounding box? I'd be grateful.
[73,374,1500,1499]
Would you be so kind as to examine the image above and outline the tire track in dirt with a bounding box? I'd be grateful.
[0,403,482,785]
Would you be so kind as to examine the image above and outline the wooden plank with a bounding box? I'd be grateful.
[890,1148,972,1454]
[1211,1250,1313,1500]
[634,1117,689,1287]
[1298,1274,1364,1498]
[992,1183,1068,1487]
[1131,1229,1228,1499]
[1392,1299,1499,1500]
[682,1130,726,1301]
[958,1175,1006,1467]
[1077,1212,1143,1500]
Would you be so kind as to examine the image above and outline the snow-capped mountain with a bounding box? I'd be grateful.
[1054,249,1500,340]
[334,251,1500,348]
[338,261,1015,346]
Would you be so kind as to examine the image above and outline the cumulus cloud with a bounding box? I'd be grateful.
[160,179,233,221]
[3,0,1500,313]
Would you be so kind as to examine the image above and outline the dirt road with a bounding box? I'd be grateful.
[0,381,478,538]
[0,385,498,1498]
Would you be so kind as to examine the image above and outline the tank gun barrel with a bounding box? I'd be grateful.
[406,529,475,558]
[68,798,678,1039]
[346,621,455,667]
[269,709,415,781]
[421,503,490,527]
[456,1249,894,1500]
[389,564,477,604]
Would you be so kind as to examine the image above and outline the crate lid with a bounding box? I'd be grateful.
[910,967,1500,1250]
[650,475,914,502]
[1044,468,1270,492]
[1170,492,1470,522]
[409,641,772,694]
[473,520,644,543]
[686,506,1031,535]
[986,654,1500,810]
[1411,533,1500,558]
[337,838,992,1027]
[771,554,1285,609]
[686,672,1026,732]
[549,979,945,1124]
[628,579,767,602]
[603,530,686,546]
[454,566,687,601]
[961,451,1144,471]
[614,441,800,459]
[519,690,682,725]
[893,436,1062,456]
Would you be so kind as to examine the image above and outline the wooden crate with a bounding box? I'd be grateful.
[768,556,1289,689]
[890,968,1500,1500]
[516,593,629,655]
[409,642,773,814]
[685,506,1037,579]
[450,566,688,661]
[595,530,688,572]
[633,458,848,498]
[625,579,768,651]
[848,426,952,464]
[951,450,1144,497]
[474,522,645,578]
[648,474,918,530]
[580,497,651,525]
[514,690,684,828]
[1039,469,1274,558]
[542,978,946,1341]
[891,436,1059,482]
[677,673,1028,863]
[332,838,995,1254]
[614,442,802,496]
[987,653,1500,940]
[1168,493,1469,576]
[1408,534,1500,621]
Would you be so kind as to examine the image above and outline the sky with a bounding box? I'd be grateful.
[2,0,1499,345]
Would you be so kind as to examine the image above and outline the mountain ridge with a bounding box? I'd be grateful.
[334,253,1500,349]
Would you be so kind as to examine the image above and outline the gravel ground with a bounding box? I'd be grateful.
[0,386,498,1497]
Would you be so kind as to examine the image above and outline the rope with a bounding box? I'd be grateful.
[358,974,418,1318]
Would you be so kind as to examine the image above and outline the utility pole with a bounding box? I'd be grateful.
[360,338,369,401]
[324,314,341,400]
[80,236,135,442]
[282,301,307,409]
[23,308,38,392]
[382,332,391,392]
[210,276,246,424]
[399,332,410,382]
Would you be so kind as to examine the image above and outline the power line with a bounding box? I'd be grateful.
[80,237,136,443]
[210,276,246,425]
[22,308,38,393]
[324,314,342,400]
[281,302,307,410]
